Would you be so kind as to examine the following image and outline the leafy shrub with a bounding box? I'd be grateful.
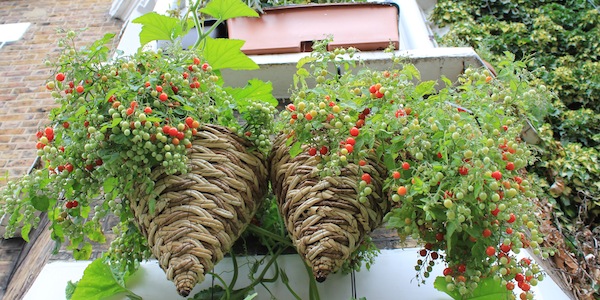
[432,0,600,112]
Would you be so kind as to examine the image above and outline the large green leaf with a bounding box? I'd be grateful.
[203,37,259,70]
[71,258,141,300]
[132,12,190,46]
[225,79,278,107]
[434,276,511,300]
[200,0,258,21]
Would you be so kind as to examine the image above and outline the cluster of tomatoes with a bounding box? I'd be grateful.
[40,53,219,215]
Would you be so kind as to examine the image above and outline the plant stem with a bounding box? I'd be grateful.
[212,272,232,300]
[189,0,206,50]
[224,246,286,300]
[247,224,293,247]
[305,263,321,300]
[230,251,239,288]
[189,0,224,50]
[280,267,303,300]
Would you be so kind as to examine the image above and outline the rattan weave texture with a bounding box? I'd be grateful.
[269,133,389,282]
[130,124,268,297]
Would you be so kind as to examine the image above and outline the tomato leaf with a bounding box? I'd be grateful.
[110,118,121,128]
[132,12,191,46]
[383,152,397,171]
[225,79,278,108]
[203,37,259,70]
[30,194,50,211]
[289,142,303,158]
[402,64,421,80]
[65,280,77,300]
[84,222,106,243]
[200,0,258,21]
[21,223,32,242]
[192,285,226,299]
[434,276,510,300]
[70,258,141,300]
[434,276,461,299]
[103,177,118,194]
[415,80,437,97]
[445,221,458,256]
[73,242,93,260]
[440,75,452,88]
[296,56,318,70]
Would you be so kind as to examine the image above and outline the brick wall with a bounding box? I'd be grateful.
[0,0,123,185]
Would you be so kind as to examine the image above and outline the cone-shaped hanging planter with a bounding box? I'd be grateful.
[130,124,268,297]
[269,134,389,282]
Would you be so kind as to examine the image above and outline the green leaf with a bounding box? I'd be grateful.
[132,12,189,46]
[30,194,50,211]
[110,118,121,128]
[200,0,259,20]
[383,152,396,170]
[21,223,32,243]
[66,280,78,300]
[402,64,421,80]
[284,137,296,149]
[445,221,457,256]
[469,277,511,299]
[103,177,118,194]
[203,37,259,70]
[441,75,452,88]
[73,242,93,260]
[145,116,162,123]
[225,79,278,107]
[71,258,141,300]
[435,276,511,300]
[84,222,106,244]
[296,68,310,77]
[434,276,461,299]
[289,142,303,158]
[80,206,91,219]
[296,56,318,69]
[385,215,405,229]
[75,106,87,117]
[192,285,226,299]
[415,80,437,97]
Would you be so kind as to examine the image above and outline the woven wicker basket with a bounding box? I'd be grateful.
[269,133,389,282]
[129,124,268,297]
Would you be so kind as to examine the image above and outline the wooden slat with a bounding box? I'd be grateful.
[2,215,54,300]
[0,237,26,299]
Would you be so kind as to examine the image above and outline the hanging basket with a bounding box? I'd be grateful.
[269,133,389,282]
[129,124,268,297]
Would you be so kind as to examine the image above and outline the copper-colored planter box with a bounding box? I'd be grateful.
[227,3,400,55]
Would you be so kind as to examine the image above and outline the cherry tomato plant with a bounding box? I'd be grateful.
[278,40,555,299]
[0,0,277,278]
[381,64,554,300]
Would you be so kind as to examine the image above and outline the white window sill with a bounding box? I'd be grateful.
[24,248,570,300]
